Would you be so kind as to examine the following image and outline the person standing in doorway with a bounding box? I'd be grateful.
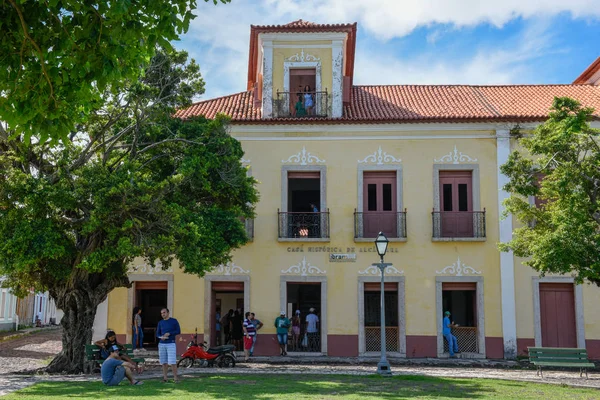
[156,308,181,383]
[215,307,222,346]
[304,85,314,116]
[231,309,244,351]
[249,312,263,356]
[132,307,144,351]
[291,310,301,351]
[274,311,291,356]
[242,312,256,361]
[443,311,460,357]
[306,308,320,351]
[222,309,233,345]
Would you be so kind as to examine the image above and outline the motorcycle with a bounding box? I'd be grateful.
[177,328,236,368]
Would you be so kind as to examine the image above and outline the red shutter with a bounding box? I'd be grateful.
[288,171,320,179]
[135,281,168,290]
[364,282,398,292]
[343,76,351,104]
[212,282,244,292]
[442,282,476,291]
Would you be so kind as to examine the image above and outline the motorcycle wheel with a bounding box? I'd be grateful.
[218,354,236,368]
[177,357,194,368]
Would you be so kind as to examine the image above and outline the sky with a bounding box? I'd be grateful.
[176,0,600,101]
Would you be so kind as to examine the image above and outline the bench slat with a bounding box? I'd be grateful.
[532,362,595,368]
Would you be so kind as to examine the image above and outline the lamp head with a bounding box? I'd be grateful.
[374,232,389,257]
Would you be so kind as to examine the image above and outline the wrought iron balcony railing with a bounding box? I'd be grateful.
[278,209,330,239]
[354,210,407,239]
[273,90,329,118]
[432,210,486,239]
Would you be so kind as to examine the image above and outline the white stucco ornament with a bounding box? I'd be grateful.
[210,262,250,276]
[281,256,326,276]
[358,265,404,275]
[282,146,325,165]
[436,257,481,276]
[358,146,402,165]
[128,261,173,275]
[434,145,478,164]
[285,49,320,62]
[241,158,251,165]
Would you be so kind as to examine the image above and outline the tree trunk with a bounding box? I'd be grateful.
[46,268,129,374]
[46,290,99,373]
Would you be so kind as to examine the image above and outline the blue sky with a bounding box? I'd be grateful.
[176,0,600,101]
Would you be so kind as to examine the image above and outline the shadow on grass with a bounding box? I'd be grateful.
[4,374,501,399]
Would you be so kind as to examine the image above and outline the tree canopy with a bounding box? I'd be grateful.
[0,0,228,143]
[499,97,600,286]
[0,47,258,372]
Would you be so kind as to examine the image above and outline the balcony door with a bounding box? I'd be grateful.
[363,172,396,238]
[439,171,473,237]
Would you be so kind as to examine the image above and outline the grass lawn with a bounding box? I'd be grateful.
[4,374,599,399]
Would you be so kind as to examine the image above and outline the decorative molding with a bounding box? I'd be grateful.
[358,146,402,165]
[358,265,404,275]
[434,145,478,164]
[240,158,251,164]
[281,146,325,165]
[128,262,173,275]
[209,262,250,276]
[285,49,320,62]
[281,256,326,276]
[436,257,481,276]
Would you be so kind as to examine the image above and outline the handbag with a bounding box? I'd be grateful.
[301,334,308,347]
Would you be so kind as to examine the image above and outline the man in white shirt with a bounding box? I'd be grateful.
[305,308,319,352]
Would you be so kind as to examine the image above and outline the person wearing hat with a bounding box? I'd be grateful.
[443,311,460,357]
[274,311,291,356]
[291,310,302,351]
[100,345,143,386]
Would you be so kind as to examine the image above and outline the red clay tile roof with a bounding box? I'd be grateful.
[573,56,600,85]
[175,84,600,124]
[252,20,356,31]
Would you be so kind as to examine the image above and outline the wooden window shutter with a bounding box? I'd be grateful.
[288,171,320,179]
[364,282,398,292]
[343,76,351,103]
[442,282,476,291]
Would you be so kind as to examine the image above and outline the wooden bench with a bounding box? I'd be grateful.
[528,347,595,378]
[84,344,145,374]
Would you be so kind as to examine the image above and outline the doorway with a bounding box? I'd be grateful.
[539,283,577,348]
[442,282,478,354]
[212,282,245,349]
[363,282,399,352]
[363,171,397,238]
[286,282,321,353]
[135,281,168,349]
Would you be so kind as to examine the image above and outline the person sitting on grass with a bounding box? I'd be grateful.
[95,330,142,372]
[101,345,143,386]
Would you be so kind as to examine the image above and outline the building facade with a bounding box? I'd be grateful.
[97,20,600,359]
[0,277,18,331]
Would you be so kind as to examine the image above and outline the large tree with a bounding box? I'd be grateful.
[500,97,600,286]
[1,0,228,143]
[0,48,258,373]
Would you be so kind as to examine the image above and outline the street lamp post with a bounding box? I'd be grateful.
[373,232,392,375]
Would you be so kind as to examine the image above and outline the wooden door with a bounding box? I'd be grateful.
[540,283,577,348]
[439,171,473,237]
[363,172,396,238]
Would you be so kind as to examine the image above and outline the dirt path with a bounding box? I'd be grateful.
[0,328,62,375]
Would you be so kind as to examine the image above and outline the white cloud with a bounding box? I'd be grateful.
[179,0,598,98]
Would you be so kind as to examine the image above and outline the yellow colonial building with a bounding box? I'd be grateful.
[95,20,600,360]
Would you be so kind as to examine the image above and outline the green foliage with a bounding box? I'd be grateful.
[0,47,258,298]
[0,0,229,144]
[499,97,600,286]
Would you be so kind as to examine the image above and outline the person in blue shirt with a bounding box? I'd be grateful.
[100,345,143,386]
[443,311,460,357]
[156,308,181,383]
